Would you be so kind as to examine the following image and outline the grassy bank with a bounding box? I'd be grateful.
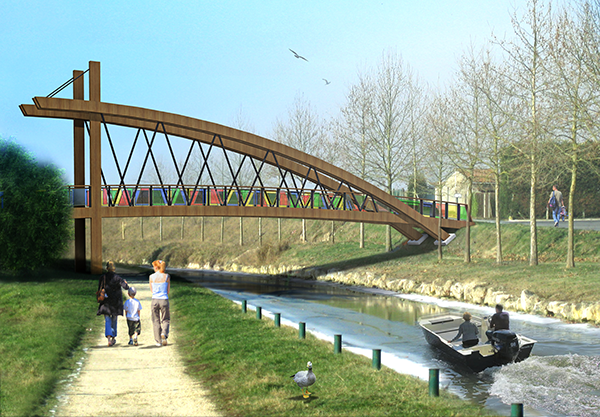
[100,218,600,306]
[171,280,492,417]
[0,268,97,417]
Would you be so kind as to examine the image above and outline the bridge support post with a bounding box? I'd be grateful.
[89,61,103,275]
[73,69,86,273]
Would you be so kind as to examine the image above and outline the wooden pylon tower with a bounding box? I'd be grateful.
[73,61,103,275]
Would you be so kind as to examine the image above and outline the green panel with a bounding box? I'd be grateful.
[152,189,166,206]
[172,188,186,205]
[227,190,239,206]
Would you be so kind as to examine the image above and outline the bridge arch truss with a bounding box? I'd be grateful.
[20,61,471,273]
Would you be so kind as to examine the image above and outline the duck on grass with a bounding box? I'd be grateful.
[291,361,316,398]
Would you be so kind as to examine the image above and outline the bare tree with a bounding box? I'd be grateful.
[273,93,330,159]
[478,53,519,263]
[494,0,555,266]
[335,76,376,248]
[273,93,331,242]
[547,3,600,267]
[424,90,455,260]
[228,105,261,187]
[447,46,491,263]
[362,50,420,251]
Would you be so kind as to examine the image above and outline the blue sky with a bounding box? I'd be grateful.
[1,0,526,183]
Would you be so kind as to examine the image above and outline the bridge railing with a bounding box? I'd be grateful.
[67,185,468,221]
[395,196,469,222]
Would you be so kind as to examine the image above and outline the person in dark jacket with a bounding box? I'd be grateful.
[97,261,129,346]
[486,304,510,342]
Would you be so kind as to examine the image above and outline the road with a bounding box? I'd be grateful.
[479,218,600,231]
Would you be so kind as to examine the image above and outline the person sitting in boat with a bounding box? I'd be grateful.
[448,312,479,348]
[486,304,510,342]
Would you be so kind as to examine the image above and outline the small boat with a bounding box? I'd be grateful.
[418,313,536,373]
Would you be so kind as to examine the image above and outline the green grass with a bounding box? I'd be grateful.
[171,280,494,417]
[0,268,97,417]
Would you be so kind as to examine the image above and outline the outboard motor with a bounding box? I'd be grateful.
[490,330,520,361]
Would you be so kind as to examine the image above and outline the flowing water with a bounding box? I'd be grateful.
[175,268,600,416]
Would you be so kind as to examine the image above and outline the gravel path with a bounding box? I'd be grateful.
[55,282,221,417]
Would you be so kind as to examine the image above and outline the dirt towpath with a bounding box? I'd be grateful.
[55,278,221,417]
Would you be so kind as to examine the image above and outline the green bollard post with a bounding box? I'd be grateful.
[299,322,306,339]
[334,334,342,354]
[241,300,247,313]
[511,403,523,417]
[429,368,439,397]
[256,306,262,319]
[274,313,281,327]
[372,349,381,370]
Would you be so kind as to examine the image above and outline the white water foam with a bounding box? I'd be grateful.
[490,354,600,417]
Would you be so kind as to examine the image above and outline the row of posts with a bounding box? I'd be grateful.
[242,300,524,417]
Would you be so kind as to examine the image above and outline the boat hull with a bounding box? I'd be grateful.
[419,314,536,373]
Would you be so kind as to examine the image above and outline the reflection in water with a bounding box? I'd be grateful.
[176,269,600,417]
[314,295,445,326]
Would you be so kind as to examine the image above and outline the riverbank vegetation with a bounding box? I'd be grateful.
[0,269,97,417]
[172,280,492,416]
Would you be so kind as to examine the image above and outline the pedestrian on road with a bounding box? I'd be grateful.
[150,259,170,347]
[548,185,565,227]
[97,261,129,346]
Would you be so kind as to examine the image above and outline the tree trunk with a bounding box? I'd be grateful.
[239,217,244,246]
[258,217,263,246]
[302,219,307,243]
[437,195,443,261]
[567,148,577,268]
[385,225,391,252]
[220,217,224,243]
[464,182,472,263]
[529,157,538,266]
[495,171,502,263]
[201,216,204,242]
[331,221,335,244]
[360,222,365,249]
[278,218,282,242]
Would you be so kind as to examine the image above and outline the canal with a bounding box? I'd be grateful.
[175,268,600,417]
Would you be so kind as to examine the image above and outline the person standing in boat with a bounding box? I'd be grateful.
[448,312,479,348]
[486,303,510,341]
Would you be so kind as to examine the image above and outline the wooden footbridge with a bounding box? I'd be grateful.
[20,61,472,274]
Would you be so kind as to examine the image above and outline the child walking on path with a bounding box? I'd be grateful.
[124,287,142,346]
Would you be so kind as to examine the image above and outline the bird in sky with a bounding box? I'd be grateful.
[289,49,308,61]
[291,361,316,398]
[322,78,331,85]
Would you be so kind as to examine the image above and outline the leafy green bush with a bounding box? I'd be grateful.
[0,137,72,270]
